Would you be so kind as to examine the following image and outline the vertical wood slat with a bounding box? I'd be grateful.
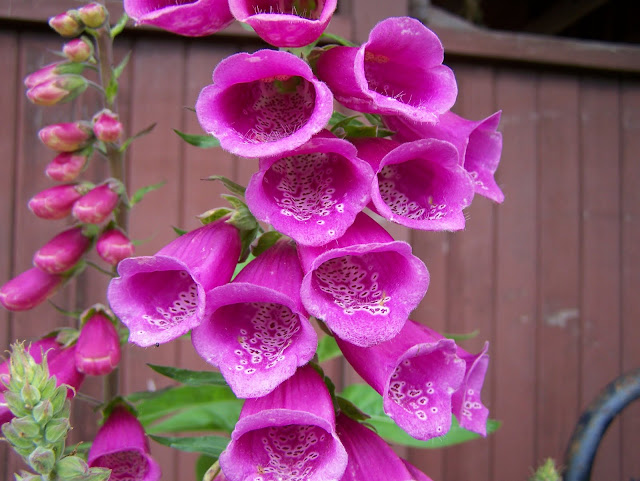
[536,72,581,463]
[579,76,621,480]
[492,68,538,481]
[620,81,640,481]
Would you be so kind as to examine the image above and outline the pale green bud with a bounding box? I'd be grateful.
[49,386,67,414]
[32,400,54,425]
[2,422,36,450]
[20,384,41,408]
[28,446,56,475]
[4,391,30,417]
[11,416,41,438]
[54,455,90,478]
[44,417,70,443]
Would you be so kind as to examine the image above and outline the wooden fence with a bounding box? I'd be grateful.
[1,1,639,480]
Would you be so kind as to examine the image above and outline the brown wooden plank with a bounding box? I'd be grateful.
[442,63,495,481]
[491,67,538,481]
[620,80,640,481]
[578,75,622,480]
[536,72,581,464]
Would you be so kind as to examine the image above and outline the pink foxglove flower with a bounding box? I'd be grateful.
[196,49,333,158]
[219,365,348,481]
[62,38,93,63]
[336,320,466,440]
[33,226,91,274]
[96,229,135,265]
[354,137,474,231]
[48,11,84,37]
[192,240,317,398]
[26,75,88,107]
[72,181,120,224]
[77,3,107,28]
[38,121,94,152]
[45,151,88,182]
[124,0,233,37]
[24,61,84,89]
[88,405,161,481]
[229,0,338,47]
[28,183,89,220]
[246,133,374,246]
[385,111,505,202]
[75,312,121,376]
[316,16,457,123]
[92,109,123,143]
[0,268,64,311]
[336,413,429,481]
[1,339,84,424]
[298,212,429,347]
[107,218,241,346]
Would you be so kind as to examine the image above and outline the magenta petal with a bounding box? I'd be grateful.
[246,134,374,246]
[0,268,64,311]
[192,241,317,398]
[336,320,466,440]
[229,0,337,47]
[220,365,347,481]
[33,227,91,274]
[336,414,415,481]
[196,49,334,158]
[355,137,475,231]
[124,0,233,37]
[299,213,429,347]
[89,406,161,481]
[107,219,241,347]
[75,313,121,376]
[316,17,457,122]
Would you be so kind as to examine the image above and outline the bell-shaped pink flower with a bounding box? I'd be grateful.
[45,151,89,182]
[26,75,88,107]
[96,229,135,265]
[246,133,374,246]
[48,11,84,37]
[316,16,457,123]
[192,240,317,398]
[28,183,89,220]
[196,49,333,158]
[72,181,120,224]
[219,365,348,481]
[24,61,83,89]
[108,218,241,346]
[336,413,427,481]
[62,37,93,63]
[298,212,429,347]
[124,0,233,37]
[75,312,121,376]
[77,3,107,28]
[336,320,467,440]
[229,0,337,47]
[353,137,475,231]
[38,121,94,152]
[92,109,123,143]
[33,226,91,274]
[385,111,505,203]
[0,268,64,311]
[0,338,85,424]
[88,405,161,481]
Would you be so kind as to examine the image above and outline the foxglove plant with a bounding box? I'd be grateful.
[0,268,65,311]
[45,151,89,182]
[72,181,121,224]
[28,183,90,220]
[32,226,92,274]
[75,310,121,376]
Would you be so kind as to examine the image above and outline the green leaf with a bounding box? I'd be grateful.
[149,435,229,458]
[363,113,384,126]
[197,207,232,225]
[196,455,218,481]
[316,335,342,363]
[443,329,480,342]
[340,384,500,448]
[203,175,246,197]
[172,226,188,236]
[233,253,255,279]
[105,75,118,106]
[113,51,131,79]
[147,364,228,386]
[119,123,157,153]
[174,130,220,149]
[251,231,283,257]
[147,400,242,434]
[129,181,166,207]
[320,32,356,46]
[110,13,129,38]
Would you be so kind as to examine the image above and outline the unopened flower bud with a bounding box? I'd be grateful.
[49,11,84,37]
[1,422,35,450]
[44,417,70,443]
[29,446,56,475]
[20,383,41,407]
[11,416,41,438]
[33,227,92,274]
[26,75,88,107]
[75,313,121,375]
[63,37,94,62]
[72,182,120,224]
[45,151,89,182]
[92,109,123,143]
[0,268,64,311]
[55,455,91,478]
[28,183,90,220]
[39,121,93,152]
[96,229,134,265]
[24,61,84,89]
[78,3,108,28]
[32,399,54,425]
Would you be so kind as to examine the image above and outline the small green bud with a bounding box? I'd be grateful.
[2,422,36,450]
[77,3,108,28]
[28,446,56,475]
[11,416,41,438]
[15,470,43,481]
[4,391,30,417]
[44,417,70,443]
[32,400,54,425]
[55,455,90,478]
[86,467,112,481]
[49,11,84,37]
[40,378,57,399]
[50,386,68,414]
[21,384,41,408]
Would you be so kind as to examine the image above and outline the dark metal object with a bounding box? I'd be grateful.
[563,367,640,481]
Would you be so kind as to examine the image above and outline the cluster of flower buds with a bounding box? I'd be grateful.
[0,5,134,312]
[104,4,504,479]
